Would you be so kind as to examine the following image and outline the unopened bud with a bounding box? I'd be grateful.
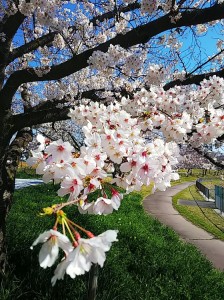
[86,231,95,238]
[74,231,81,240]
[40,207,54,216]
[73,241,79,248]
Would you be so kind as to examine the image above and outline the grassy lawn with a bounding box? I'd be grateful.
[16,167,41,179]
[177,168,223,178]
[201,180,224,189]
[171,175,197,186]
[3,182,224,299]
[174,169,223,184]
[172,184,224,240]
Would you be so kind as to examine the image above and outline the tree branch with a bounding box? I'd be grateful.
[90,1,140,26]
[0,11,25,41]
[13,106,71,131]
[9,2,140,63]
[1,2,224,110]
[0,9,26,88]
[8,32,57,63]
[11,86,109,131]
[187,48,224,77]
[164,68,224,90]
[193,147,224,169]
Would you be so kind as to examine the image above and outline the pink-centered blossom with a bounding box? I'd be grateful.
[26,150,47,174]
[111,188,123,210]
[58,175,83,199]
[93,197,114,215]
[45,139,74,162]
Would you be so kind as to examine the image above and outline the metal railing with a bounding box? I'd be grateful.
[215,185,224,212]
[196,178,224,213]
[196,179,214,200]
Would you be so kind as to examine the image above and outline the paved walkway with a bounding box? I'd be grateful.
[143,182,224,270]
[15,178,43,190]
[178,199,216,208]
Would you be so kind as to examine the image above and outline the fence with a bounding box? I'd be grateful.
[196,178,224,213]
[215,185,224,213]
[195,179,215,200]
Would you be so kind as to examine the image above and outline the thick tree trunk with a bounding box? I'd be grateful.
[187,169,192,176]
[0,128,32,278]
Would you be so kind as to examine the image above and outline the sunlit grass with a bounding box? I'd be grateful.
[172,185,224,240]
[16,165,40,179]
[202,180,224,189]
[3,182,224,299]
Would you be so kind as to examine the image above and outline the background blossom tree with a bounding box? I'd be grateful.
[177,145,213,176]
[0,0,224,276]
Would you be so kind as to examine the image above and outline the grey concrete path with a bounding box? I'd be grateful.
[143,182,224,270]
[15,178,43,190]
[178,199,216,208]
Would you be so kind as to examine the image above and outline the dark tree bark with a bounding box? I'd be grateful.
[0,128,32,278]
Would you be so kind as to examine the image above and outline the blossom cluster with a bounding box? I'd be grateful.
[28,99,181,284]
[30,211,118,285]
[17,0,62,27]
[88,45,128,72]
[26,77,224,288]
[27,136,124,215]
[145,64,167,86]
[28,101,180,216]
[69,102,180,191]
[120,76,224,146]
[28,75,224,220]
[141,0,158,15]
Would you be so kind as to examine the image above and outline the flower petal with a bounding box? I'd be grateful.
[39,241,59,268]
[30,230,51,249]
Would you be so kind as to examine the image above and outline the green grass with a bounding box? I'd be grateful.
[171,169,223,188]
[3,183,224,299]
[177,168,223,178]
[16,167,41,179]
[171,175,196,186]
[172,185,224,240]
[201,180,224,189]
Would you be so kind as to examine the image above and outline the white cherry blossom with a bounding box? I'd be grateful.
[93,197,115,215]
[66,230,118,278]
[31,230,73,269]
[58,175,83,199]
[45,139,74,162]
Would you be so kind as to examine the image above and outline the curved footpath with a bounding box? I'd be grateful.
[143,182,224,270]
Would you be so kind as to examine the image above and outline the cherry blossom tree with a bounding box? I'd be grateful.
[0,0,224,281]
[39,121,83,147]
[177,145,213,175]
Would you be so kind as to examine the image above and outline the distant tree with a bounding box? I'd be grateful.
[177,145,213,176]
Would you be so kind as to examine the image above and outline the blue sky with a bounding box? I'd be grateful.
[178,22,223,73]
